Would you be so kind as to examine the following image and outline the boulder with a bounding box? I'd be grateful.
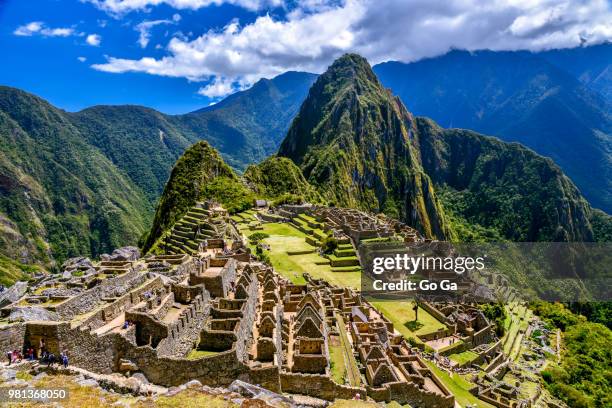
[109,247,140,261]
[0,281,28,308]
[228,380,295,406]
[9,306,59,322]
[77,378,99,387]
[130,372,149,384]
[61,257,94,271]
[0,368,17,381]
[184,379,202,389]
[119,359,139,372]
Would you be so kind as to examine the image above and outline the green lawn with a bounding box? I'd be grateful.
[328,344,347,384]
[245,222,362,288]
[424,361,495,408]
[186,349,218,359]
[368,299,447,340]
[449,350,479,366]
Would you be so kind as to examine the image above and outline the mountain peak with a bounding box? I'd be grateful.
[320,53,381,90]
[278,53,450,239]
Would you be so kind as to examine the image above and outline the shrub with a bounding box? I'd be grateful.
[248,232,270,243]
[320,236,338,254]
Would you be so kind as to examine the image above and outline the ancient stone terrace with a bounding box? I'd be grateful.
[419,301,496,348]
[0,203,461,406]
[162,201,241,256]
[278,204,423,246]
[346,301,455,407]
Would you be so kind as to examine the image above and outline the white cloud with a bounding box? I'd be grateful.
[135,15,181,48]
[197,77,245,97]
[14,22,75,37]
[86,33,102,46]
[91,0,612,98]
[86,0,283,15]
[78,56,87,62]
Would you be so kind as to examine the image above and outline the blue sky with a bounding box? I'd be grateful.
[1,0,610,114]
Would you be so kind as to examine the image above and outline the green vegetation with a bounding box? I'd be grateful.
[0,255,41,286]
[320,236,339,254]
[277,54,451,240]
[369,300,446,341]
[244,156,322,203]
[142,141,253,252]
[328,343,347,384]
[449,350,479,366]
[248,232,269,243]
[238,221,361,288]
[186,349,219,359]
[424,360,494,408]
[0,87,150,279]
[481,302,508,337]
[590,209,612,242]
[533,301,611,407]
[417,118,599,242]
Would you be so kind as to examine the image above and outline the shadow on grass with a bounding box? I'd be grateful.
[404,320,424,331]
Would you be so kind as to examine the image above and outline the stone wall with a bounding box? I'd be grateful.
[52,270,146,319]
[0,323,25,353]
[80,277,165,331]
[280,372,364,401]
[158,292,210,357]
[375,381,455,408]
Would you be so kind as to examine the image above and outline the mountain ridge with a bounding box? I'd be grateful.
[278,53,603,242]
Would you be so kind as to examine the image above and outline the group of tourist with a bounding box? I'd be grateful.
[5,349,23,365]
[5,350,69,368]
[122,319,136,330]
[40,350,69,368]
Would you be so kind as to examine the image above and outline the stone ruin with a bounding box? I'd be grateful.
[0,202,458,407]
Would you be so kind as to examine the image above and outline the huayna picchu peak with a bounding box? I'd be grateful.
[278,54,451,240]
[278,53,607,243]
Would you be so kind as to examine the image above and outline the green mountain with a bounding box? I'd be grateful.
[278,54,451,239]
[175,71,317,171]
[142,141,253,252]
[373,47,612,213]
[0,86,151,275]
[70,71,317,201]
[278,54,605,242]
[415,118,594,241]
[243,156,322,204]
[0,72,316,280]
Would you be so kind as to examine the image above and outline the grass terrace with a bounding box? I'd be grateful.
[368,299,447,342]
[239,221,362,288]
[424,361,494,408]
[449,350,479,366]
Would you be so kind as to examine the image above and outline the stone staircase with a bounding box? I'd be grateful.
[163,206,227,255]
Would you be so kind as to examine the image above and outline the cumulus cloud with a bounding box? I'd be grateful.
[197,77,246,97]
[91,0,612,98]
[87,0,283,15]
[78,56,87,62]
[14,22,75,37]
[86,33,102,46]
[135,14,181,48]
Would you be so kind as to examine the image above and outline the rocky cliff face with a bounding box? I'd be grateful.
[278,54,451,239]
